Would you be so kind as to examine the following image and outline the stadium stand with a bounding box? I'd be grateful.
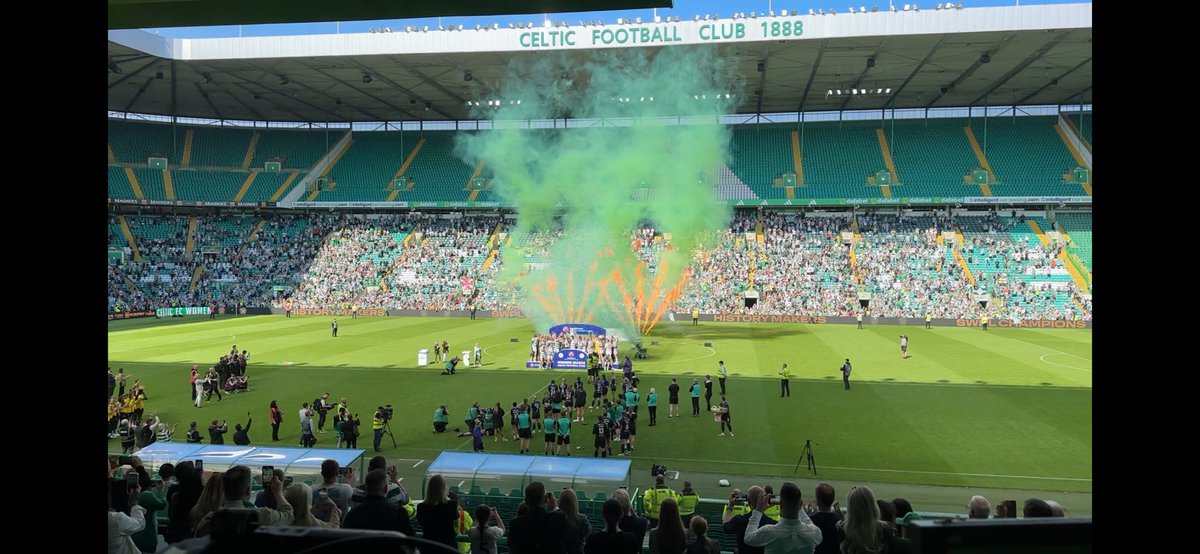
[798,121,887,199]
[977,116,1081,197]
[1053,212,1092,271]
[888,118,984,197]
[727,125,792,199]
[250,129,344,170]
[190,126,255,168]
[108,117,1090,204]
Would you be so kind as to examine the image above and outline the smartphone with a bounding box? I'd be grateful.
[125,471,139,493]
[262,466,274,485]
[284,475,294,487]
[1002,500,1017,518]
[318,489,329,500]
[194,459,204,472]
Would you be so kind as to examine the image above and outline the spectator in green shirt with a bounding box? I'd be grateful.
[132,477,168,553]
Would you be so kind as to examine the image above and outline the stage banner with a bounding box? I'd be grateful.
[552,349,590,369]
[548,323,607,336]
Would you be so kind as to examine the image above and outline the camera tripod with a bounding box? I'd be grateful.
[795,439,817,475]
[380,418,397,449]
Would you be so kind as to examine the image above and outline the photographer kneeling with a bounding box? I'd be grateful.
[432,404,449,433]
[442,356,460,375]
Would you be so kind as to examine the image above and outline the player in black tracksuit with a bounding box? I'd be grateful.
[592,415,609,458]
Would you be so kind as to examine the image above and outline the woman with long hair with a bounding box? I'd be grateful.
[269,400,283,442]
[612,488,649,548]
[416,474,459,549]
[559,489,591,554]
[685,516,720,554]
[284,483,341,528]
[469,503,506,554]
[188,472,225,533]
[648,498,688,553]
[838,485,909,554]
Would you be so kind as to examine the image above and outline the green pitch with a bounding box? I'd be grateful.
[107,315,1092,513]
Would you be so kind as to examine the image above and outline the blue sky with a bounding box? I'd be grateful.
[141,0,1089,39]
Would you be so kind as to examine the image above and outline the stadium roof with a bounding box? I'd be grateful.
[108,3,1091,123]
[109,0,671,30]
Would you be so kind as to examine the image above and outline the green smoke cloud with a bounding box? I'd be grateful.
[456,46,737,338]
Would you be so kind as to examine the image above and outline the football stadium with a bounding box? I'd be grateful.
[107,0,1092,552]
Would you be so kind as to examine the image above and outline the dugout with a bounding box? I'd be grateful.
[125,442,365,488]
[424,451,630,498]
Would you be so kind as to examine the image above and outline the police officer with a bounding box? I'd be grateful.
[842,358,852,390]
[778,363,791,397]
[642,474,680,528]
[925,312,933,329]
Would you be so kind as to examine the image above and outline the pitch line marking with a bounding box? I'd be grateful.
[1039,353,1092,371]
[644,454,1092,482]
[413,459,424,468]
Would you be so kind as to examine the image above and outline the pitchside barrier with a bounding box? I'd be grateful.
[266,308,1091,329]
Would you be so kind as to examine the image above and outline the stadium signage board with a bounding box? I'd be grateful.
[108,309,156,320]
[713,314,827,324]
[954,318,1088,329]
[109,198,267,208]
[291,308,388,316]
[519,19,800,49]
[156,306,212,317]
[552,349,590,369]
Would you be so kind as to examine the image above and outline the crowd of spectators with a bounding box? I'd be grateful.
[108,210,1091,320]
[368,216,503,311]
[109,455,1080,554]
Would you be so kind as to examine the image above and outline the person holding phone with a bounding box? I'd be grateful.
[208,420,227,444]
[342,469,413,535]
[743,482,822,553]
[255,468,286,509]
[233,413,253,446]
[311,460,356,520]
[469,503,506,554]
[193,466,294,536]
[285,482,341,528]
